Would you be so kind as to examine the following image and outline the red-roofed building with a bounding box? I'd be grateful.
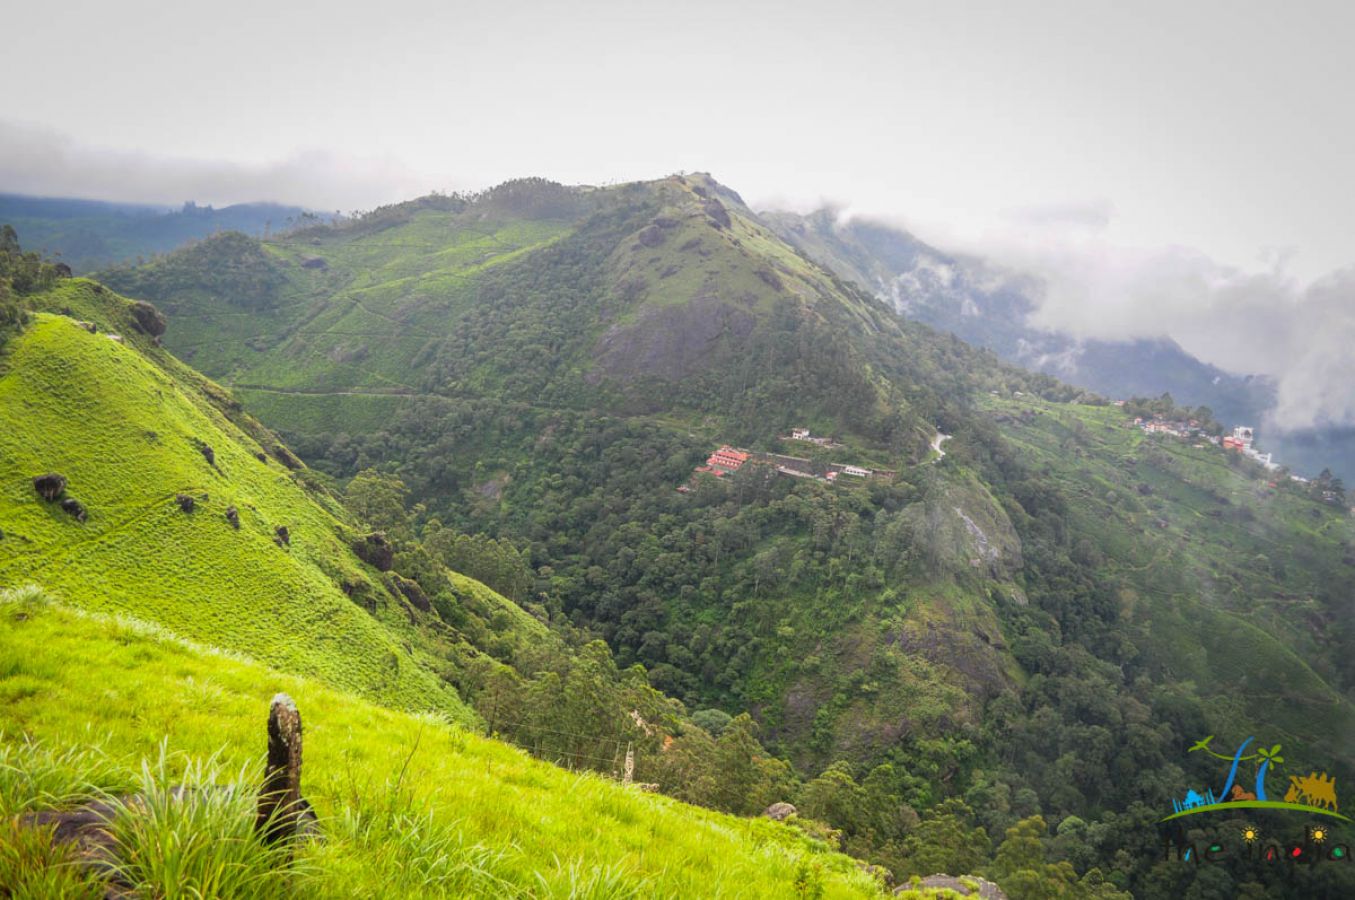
[707,446,750,472]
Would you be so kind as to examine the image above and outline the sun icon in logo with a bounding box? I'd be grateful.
[1241,824,1261,844]
[1310,825,1329,844]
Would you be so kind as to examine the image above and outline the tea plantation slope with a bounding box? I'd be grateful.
[0,300,471,719]
[0,592,884,899]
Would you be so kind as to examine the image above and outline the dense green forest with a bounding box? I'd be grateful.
[8,173,1355,897]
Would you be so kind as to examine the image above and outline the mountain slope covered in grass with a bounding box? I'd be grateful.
[0,277,554,719]
[0,587,883,898]
[90,176,1355,897]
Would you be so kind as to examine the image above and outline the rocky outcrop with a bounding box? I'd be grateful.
[591,294,756,385]
[353,532,395,571]
[129,300,167,337]
[896,874,1007,898]
[33,473,66,501]
[390,574,431,612]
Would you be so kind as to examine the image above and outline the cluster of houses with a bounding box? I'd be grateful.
[1134,416,1284,474]
[678,442,894,492]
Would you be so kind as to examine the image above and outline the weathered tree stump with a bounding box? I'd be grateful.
[256,693,311,845]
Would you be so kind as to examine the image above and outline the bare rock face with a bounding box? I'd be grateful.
[897,875,1007,898]
[702,198,732,229]
[353,532,394,571]
[225,505,240,529]
[176,493,196,513]
[591,294,756,386]
[764,802,797,821]
[60,498,87,522]
[33,473,66,501]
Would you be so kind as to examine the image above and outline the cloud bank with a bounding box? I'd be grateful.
[974,219,1355,432]
[0,120,428,212]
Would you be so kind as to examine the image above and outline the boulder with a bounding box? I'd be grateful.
[763,802,797,821]
[225,505,240,529]
[129,301,167,337]
[273,446,303,470]
[60,498,87,522]
[702,198,731,229]
[176,494,195,513]
[33,473,67,501]
[391,574,431,612]
[353,532,394,571]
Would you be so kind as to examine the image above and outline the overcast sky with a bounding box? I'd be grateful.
[4,0,1353,426]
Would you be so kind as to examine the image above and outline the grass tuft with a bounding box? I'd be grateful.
[0,817,107,899]
[101,743,301,899]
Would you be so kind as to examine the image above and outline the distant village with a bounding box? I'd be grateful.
[1121,404,1304,482]
[678,428,894,493]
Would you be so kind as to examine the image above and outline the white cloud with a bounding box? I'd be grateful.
[972,221,1355,431]
[0,120,430,211]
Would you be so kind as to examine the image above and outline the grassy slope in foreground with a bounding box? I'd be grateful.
[0,590,882,898]
[0,297,467,719]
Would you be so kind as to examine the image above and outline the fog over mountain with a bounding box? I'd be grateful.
[939,216,1355,434]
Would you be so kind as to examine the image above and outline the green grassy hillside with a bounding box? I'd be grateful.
[92,176,1355,897]
[99,175,954,455]
[976,394,1355,764]
[1,587,882,898]
[0,305,469,716]
[0,279,592,723]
